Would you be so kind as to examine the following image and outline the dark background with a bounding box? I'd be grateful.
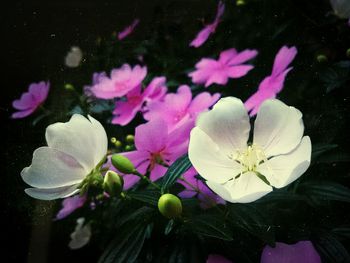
[2,0,350,262]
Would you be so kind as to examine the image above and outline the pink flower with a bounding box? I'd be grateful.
[245,46,297,116]
[261,241,321,263]
[112,77,167,126]
[190,1,225,48]
[144,85,220,130]
[207,254,232,263]
[91,64,147,99]
[188,48,258,87]
[118,19,140,40]
[178,168,225,209]
[12,81,50,119]
[83,72,107,98]
[55,195,86,220]
[113,119,192,189]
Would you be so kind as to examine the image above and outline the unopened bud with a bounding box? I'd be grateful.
[158,194,182,219]
[316,54,328,63]
[126,134,135,144]
[236,0,245,6]
[64,83,75,91]
[110,137,122,147]
[125,145,134,151]
[111,154,135,174]
[103,170,124,196]
[346,48,350,58]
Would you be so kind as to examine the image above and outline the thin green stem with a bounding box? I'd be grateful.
[133,170,161,190]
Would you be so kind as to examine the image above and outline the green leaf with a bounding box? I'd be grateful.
[299,181,350,203]
[116,206,154,228]
[228,204,275,245]
[99,224,147,263]
[311,143,338,161]
[128,189,161,206]
[314,234,350,263]
[161,154,192,192]
[188,214,233,241]
[332,226,350,239]
[256,189,305,203]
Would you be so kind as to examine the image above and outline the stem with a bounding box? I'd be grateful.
[133,170,161,190]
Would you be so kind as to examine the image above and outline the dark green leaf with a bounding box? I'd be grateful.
[314,234,350,263]
[99,224,147,263]
[332,226,350,239]
[311,143,338,161]
[299,181,350,203]
[256,189,305,203]
[165,219,174,235]
[161,154,192,192]
[188,214,233,241]
[116,206,154,228]
[228,204,275,245]
[129,189,161,206]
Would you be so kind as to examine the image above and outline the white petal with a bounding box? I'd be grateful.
[69,218,91,249]
[189,127,241,184]
[196,97,250,157]
[257,136,311,188]
[253,99,304,157]
[25,184,80,200]
[45,114,107,172]
[207,172,273,203]
[21,147,86,189]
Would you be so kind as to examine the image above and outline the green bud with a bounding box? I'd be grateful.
[111,154,136,174]
[125,145,134,151]
[126,134,135,143]
[111,137,122,147]
[103,170,124,196]
[316,54,328,63]
[158,194,182,219]
[346,48,350,58]
[236,0,245,6]
[64,83,75,91]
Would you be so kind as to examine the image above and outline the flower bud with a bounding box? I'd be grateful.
[346,48,350,58]
[103,170,124,196]
[111,154,136,174]
[236,0,245,6]
[158,194,182,219]
[126,134,135,144]
[64,83,75,91]
[110,137,122,147]
[316,54,328,63]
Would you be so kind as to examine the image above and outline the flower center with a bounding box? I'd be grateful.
[235,144,266,173]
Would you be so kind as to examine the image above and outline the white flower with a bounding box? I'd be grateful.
[69,217,91,249]
[65,46,83,68]
[21,114,108,200]
[330,0,350,19]
[188,97,311,203]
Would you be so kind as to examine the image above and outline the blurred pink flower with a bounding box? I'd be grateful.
[12,81,50,119]
[144,85,220,130]
[178,168,225,209]
[118,19,140,40]
[190,1,225,48]
[91,64,147,99]
[55,195,86,220]
[83,72,107,98]
[112,77,167,126]
[261,241,321,263]
[113,119,192,189]
[188,48,258,87]
[245,46,297,116]
[207,254,232,263]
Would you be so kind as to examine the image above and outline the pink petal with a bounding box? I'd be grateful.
[134,119,169,153]
[271,46,297,76]
[112,99,143,126]
[29,81,50,102]
[188,92,220,118]
[244,89,276,116]
[227,49,258,66]
[150,163,167,182]
[11,108,36,119]
[117,19,140,40]
[261,241,321,263]
[190,25,214,48]
[205,72,229,87]
[55,195,86,220]
[178,189,197,198]
[226,65,255,78]
[143,76,167,101]
[219,48,238,64]
[12,93,36,110]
